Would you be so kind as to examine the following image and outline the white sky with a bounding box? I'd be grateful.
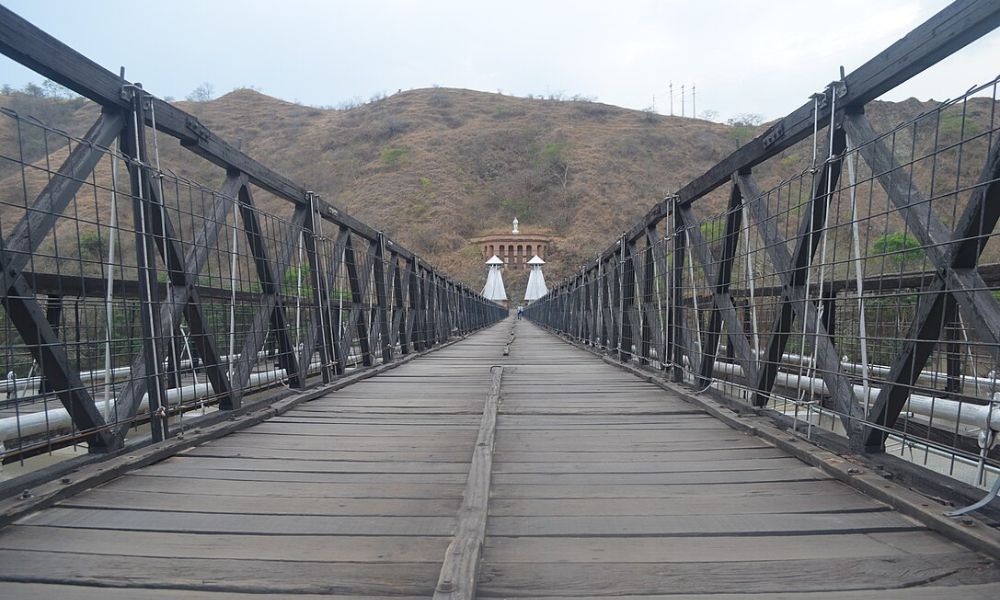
[2,0,998,121]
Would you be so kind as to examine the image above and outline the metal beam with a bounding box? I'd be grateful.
[0,110,124,295]
[567,0,1000,266]
[372,234,392,363]
[694,183,745,384]
[0,111,125,450]
[845,112,1000,450]
[747,128,846,406]
[679,197,760,389]
[340,233,376,367]
[147,178,235,411]
[236,183,301,388]
[228,204,308,407]
[3,277,114,449]
[737,171,865,442]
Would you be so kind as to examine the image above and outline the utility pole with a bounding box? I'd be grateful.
[668,81,673,116]
[681,84,685,117]
[692,83,696,118]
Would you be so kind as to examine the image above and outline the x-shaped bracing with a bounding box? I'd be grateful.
[735,129,868,443]
[0,110,124,450]
[678,182,760,391]
[844,111,1000,451]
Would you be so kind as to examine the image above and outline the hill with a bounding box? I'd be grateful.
[0,86,990,294]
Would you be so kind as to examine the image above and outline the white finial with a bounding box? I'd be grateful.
[512,217,519,235]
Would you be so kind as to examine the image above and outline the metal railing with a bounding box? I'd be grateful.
[0,7,504,476]
[526,0,1000,489]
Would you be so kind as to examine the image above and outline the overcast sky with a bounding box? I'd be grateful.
[2,0,998,122]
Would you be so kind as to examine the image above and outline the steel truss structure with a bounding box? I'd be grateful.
[527,0,1000,486]
[0,6,504,466]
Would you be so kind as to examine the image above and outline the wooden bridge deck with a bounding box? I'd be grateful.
[1,320,999,598]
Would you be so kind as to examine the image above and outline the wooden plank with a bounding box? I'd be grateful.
[0,549,439,595]
[0,526,450,562]
[491,457,812,474]
[485,511,919,536]
[182,447,475,462]
[477,553,1000,596]
[56,491,459,516]
[100,475,465,499]
[492,437,785,451]
[478,321,1000,596]
[433,366,503,599]
[487,493,884,516]
[144,457,472,474]
[0,582,427,600]
[483,530,957,562]
[132,468,468,485]
[442,584,1000,600]
[19,507,455,536]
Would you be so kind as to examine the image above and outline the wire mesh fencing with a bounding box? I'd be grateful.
[0,87,503,476]
[528,75,1000,489]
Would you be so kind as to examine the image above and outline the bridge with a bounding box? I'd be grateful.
[1,1,1000,597]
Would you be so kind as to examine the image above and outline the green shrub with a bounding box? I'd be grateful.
[872,232,923,266]
[79,230,104,260]
[938,107,980,141]
[700,220,725,245]
[380,147,407,167]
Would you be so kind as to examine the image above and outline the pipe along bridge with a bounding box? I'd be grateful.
[3,1,1000,597]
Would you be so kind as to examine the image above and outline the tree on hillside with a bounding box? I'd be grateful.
[727,113,764,147]
[539,141,570,190]
[726,113,763,127]
[187,82,215,102]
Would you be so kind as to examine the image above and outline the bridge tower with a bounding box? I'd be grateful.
[482,255,508,308]
[524,255,548,303]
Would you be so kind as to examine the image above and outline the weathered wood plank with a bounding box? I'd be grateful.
[0,583,426,600]
[56,491,460,516]
[0,526,450,562]
[485,511,919,536]
[19,507,455,536]
[476,553,1000,596]
[100,475,466,499]
[483,530,958,562]
[0,550,439,595]
[487,493,884,516]
[478,321,1000,596]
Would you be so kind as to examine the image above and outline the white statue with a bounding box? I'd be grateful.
[512,217,519,235]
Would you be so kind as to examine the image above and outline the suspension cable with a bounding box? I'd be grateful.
[149,100,183,418]
[127,87,164,433]
[102,142,120,419]
[809,84,838,414]
[845,131,871,416]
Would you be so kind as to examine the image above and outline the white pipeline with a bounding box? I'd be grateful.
[712,361,999,436]
[773,352,998,393]
[0,361,322,443]
[0,350,275,394]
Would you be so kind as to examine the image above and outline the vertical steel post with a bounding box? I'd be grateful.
[122,85,167,442]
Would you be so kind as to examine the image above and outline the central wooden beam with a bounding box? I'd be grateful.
[434,365,504,599]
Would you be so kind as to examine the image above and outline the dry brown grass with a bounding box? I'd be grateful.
[1,87,994,290]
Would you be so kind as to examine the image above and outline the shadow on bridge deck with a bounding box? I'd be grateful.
[0,319,999,598]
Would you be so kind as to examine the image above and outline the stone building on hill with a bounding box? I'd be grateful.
[469,218,554,272]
